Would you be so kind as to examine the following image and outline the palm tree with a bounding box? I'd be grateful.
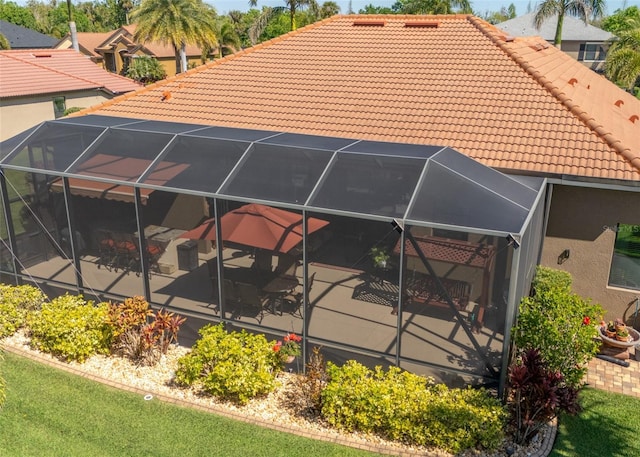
[605,17,640,93]
[534,0,606,47]
[213,17,242,59]
[395,0,472,15]
[131,0,217,74]
[248,0,317,45]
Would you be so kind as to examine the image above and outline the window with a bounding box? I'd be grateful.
[579,43,606,62]
[52,96,66,118]
[609,223,640,291]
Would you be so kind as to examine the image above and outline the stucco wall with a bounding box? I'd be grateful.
[560,40,607,72]
[0,91,112,141]
[541,184,640,323]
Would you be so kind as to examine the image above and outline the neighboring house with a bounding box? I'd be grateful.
[0,49,141,141]
[55,25,211,77]
[0,20,57,49]
[496,12,614,72]
[72,14,640,320]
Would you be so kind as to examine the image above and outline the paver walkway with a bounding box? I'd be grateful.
[585,347,640,398]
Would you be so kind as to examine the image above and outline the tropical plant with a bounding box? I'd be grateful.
[212,16,241,58]
[125,55,167,83]
[131,0,217,74]
[248,0,317,45]
[0,32,8,49]
[605,15,640,92]
[508,348,581,445]
[393,0,472,14]
[534,0,606,47]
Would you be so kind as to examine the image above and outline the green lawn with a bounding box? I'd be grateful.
[0,352,382,457]
[3,351,640,457]
[550,387,640,457]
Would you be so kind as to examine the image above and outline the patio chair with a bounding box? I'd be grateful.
[113,232,140,274]
[283,272,315,318]
[96,230,117,271]
[235,281,268,323]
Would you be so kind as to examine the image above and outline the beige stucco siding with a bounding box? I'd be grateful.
[0,90,112,141]
[541,184,640,320]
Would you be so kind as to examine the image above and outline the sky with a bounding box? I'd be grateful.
[9,0,640,16]
[218,0,640,16]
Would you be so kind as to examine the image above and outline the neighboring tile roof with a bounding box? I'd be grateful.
[73,32,115,58]
[497,13,614,42]
[121,24,204,58]
[0,49,142,98]
[58,25,204,59]
[0,20,57,49]
[77,15,640,182]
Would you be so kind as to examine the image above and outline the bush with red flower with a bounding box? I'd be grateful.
[273,333,302,360]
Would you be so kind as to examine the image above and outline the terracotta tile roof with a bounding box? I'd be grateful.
[77,15,640,182]
[122,24,203,57]
[74,32,114,57]
[0,49,141,98]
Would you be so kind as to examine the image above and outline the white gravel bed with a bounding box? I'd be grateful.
[1,330,551,457]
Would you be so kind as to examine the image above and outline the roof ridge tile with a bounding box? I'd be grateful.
[468,16,640,177]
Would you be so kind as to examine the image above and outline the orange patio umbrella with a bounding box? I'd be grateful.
[180,203,329,253]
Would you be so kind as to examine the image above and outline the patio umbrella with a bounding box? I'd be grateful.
[180,203,329,254]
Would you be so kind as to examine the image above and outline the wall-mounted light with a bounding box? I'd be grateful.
[557,249,570,265]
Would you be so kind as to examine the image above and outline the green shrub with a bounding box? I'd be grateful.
[531,265,572,295]
[0,284,47,338]
[175,324,280,405]
[27,294,111,362]
[513,268,603,388]
[320,361,506,454]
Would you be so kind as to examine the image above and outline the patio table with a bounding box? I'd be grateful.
[262,275,300,315]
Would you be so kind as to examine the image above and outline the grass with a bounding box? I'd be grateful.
[550,387,640,457]
[0,351,382,457]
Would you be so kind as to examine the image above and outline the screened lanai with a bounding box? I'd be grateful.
[0,115,546,392]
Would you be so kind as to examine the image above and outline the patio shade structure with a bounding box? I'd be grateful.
[180,203,330,254]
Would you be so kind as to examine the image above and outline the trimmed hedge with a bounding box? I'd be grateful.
[0,284,47,338]
[27,294,112,362]
[320,361,506,454]
[175,324,281,405]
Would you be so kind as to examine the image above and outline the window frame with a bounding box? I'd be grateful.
[579,42,606,62]
[608,223,640,292]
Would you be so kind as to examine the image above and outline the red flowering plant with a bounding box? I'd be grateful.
[273,333,302,360]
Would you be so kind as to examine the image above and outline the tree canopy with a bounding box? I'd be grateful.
[131,0,218,73]
[534,0,606,47]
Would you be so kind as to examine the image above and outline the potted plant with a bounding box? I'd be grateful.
[273,332,302,363]
[604,320,617,339]
[369,246,390,269]
[616,326,630,342]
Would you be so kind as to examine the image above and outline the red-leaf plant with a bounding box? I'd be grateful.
[508,348,581,445]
